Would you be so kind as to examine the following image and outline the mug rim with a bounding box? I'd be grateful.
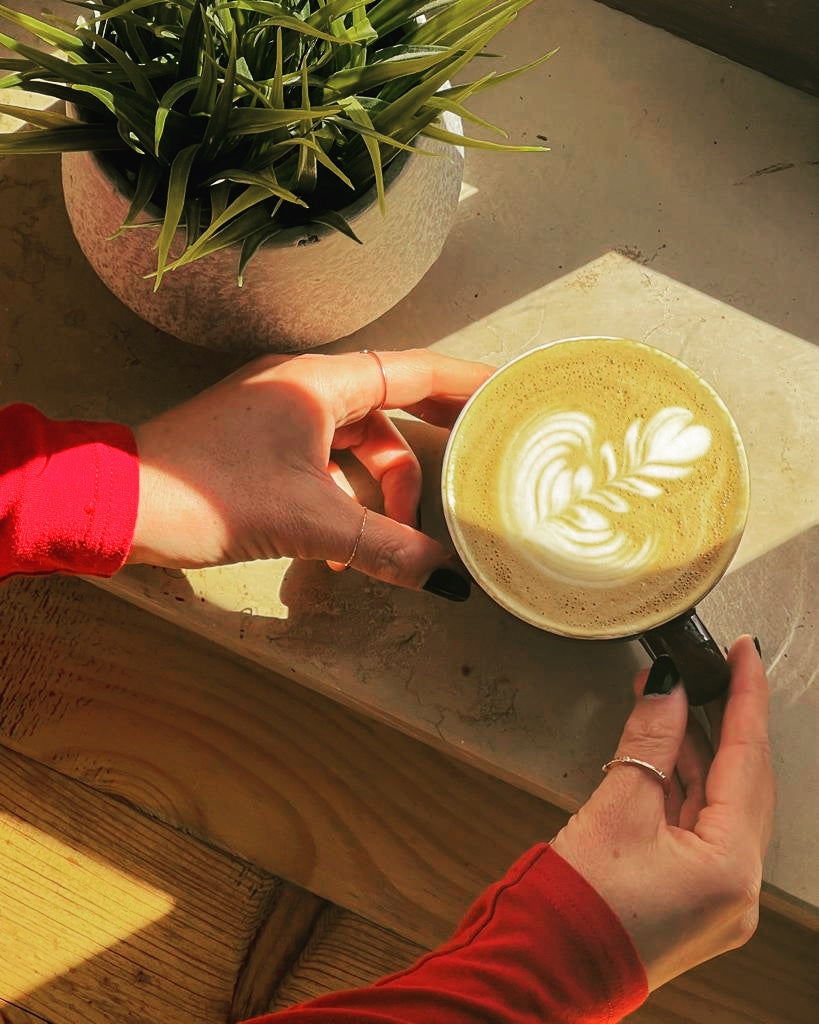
[441,335,751,640]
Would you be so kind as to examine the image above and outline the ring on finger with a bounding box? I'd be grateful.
[361,349,388,410]
[344,506,368,569]
[602,755,671,798]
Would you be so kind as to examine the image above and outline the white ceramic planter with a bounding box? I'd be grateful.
[61,112,464,354]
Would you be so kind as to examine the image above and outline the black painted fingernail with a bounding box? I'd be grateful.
[753,636,762,658]
[416,504,423,530]
[643,655,680,696]
[723,645,729,656]
[423,567,470,602]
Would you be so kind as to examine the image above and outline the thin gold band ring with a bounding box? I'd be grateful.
[344,506,368,569]
[602,755,671,798]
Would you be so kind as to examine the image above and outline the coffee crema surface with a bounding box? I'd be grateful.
[443,338,749,637]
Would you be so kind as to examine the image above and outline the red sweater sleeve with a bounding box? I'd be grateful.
[244,844,647,1024]
[0,404,139,580]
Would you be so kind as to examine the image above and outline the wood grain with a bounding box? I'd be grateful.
[595,1,819,95]
[0,743,294,1024]
[2,574,817,1023]
[270,907,425,1012]
[231,887,328,1022]
[0,574,568,949]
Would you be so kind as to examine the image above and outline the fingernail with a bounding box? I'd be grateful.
[643,654,680,697]
[753,635,762,658]
[416,504,423,530]
[423,567,470,602]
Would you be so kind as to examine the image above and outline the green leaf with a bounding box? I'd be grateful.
[75,25,155,103]
[0,101,78,129]
[447,46,559,95]
[0,3,85,53]
[0,124,123,154]
[228,104,341,133]
[119,157,164,230]
[293,60,317,195]
[338,95,384,212]
[422,122,547,152]
[84,0,169,26]
[309,207,363,244]
[238,221,282,286]
[161,188,276,271]
[227,3,349,46]
[306,0,372,31]
[409,0,533,46]
[155,142,201,288]
[166,204,274,272]
[425,95,506,137]
[202,167,306,206]
[190,14,219,116]
[326,45,453,95]
[373,37,485,136]
[368,0,439,37]
[155,77,200,153]
[201,30,238,158]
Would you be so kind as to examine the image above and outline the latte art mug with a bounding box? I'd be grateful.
[442,337,750,705]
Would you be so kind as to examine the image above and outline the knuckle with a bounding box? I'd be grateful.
[716,862,763,937]
[370,533,412,582]
[725,898,761,949]
[621,714,679,757]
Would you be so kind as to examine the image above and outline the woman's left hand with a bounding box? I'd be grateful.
[550,636,775,991]
[129,349,492,596]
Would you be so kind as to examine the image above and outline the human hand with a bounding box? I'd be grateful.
[129,349,492,596]
[550,635,774,991]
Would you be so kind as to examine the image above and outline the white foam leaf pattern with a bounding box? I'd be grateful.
[501,407,712,586]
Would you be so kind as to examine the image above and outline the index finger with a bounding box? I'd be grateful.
[699,635,774,847]
[304,349,495,427]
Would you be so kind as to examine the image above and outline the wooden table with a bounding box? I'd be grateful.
[1,2,817,1018]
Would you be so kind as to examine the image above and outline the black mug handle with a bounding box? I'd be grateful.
[639,609,730,706]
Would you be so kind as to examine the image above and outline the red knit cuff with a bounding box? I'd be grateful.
[381,842,649,1022]
[244,842,648,1024]
[1,404,139,579]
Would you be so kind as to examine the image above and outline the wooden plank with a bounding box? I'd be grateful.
[270,907,425,1012]
[0,574,568,949]
[0,1004,49,1024]
[231,887,328,1023]
[0,743,291,1024]
[595,1,819,95]
[2,576,817,1022]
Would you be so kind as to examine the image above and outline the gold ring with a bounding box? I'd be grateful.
[602,755,671,798]
[361,349,388,410]
[343,506,368,569]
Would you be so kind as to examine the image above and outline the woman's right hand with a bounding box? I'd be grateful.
[551,635,774,991]
[129,349,492,596]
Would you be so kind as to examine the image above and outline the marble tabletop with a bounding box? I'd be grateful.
[1,1,817,921]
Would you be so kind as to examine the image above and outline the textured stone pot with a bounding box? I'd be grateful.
[61,111,463,354]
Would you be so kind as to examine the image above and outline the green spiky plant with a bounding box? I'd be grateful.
[0,1,552,286]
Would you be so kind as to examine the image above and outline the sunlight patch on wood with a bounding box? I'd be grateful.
[0,811,175,1002]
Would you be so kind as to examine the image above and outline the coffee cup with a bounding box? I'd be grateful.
[441,337,750,705]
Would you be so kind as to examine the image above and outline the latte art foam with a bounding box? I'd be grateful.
[501,407,712,586]
[443,338,749,638]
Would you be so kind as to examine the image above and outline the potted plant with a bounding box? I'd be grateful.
[0,1,552,352]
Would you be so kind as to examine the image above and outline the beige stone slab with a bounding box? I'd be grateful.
[2,0,817,919]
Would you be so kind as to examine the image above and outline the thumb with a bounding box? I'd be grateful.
[598,656,689,822]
